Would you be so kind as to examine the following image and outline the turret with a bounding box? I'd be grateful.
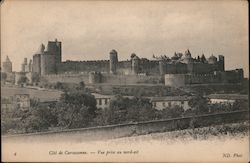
[46,38,62,64]
[2,56,12,73]
[159,59,166,75]
[208,54,217,64]
[37,43,45,54]
[32,54,41,75]
[109,49,118,74]
[21,58,29,72]
[218,55,225,71]
[182,49,193,64]
[131,53,140,75]
[200,54,207,63]
[29,59,33,72]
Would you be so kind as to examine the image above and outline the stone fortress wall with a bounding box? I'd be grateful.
[42,73,163,85]
[31,39,226,76]
[6,39,242,87]
[165,69,244,87]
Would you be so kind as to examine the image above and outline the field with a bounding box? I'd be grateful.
[1,86,63,101]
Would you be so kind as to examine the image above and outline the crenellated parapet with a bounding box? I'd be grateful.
[155,50,225,75]
[29,40,227,77]
[2,56,12,73]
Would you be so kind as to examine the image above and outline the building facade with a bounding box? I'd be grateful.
[151,96,191,110]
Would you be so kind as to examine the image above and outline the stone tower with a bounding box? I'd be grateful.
[131,53,139,75]
[208,54,217,64]
[32,44,45,75]
[40,39,62,75]
[159,59,166,75]
[21,58,29,72]
[32,39,61,75]
[109,49,118,74]
[2,56,12,73]
[46,39,62,64]
[218,55,225,71]
[28,59,33,72]
[32,54,41,75]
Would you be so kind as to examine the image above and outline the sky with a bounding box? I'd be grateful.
[1,0,249,77]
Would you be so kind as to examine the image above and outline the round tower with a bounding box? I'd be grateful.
[208,54,217,64]
[2,56,12,73]
[37,43,45,54]
[159,59,166,75]
[218,55,225,71]
[89,71,102,84]
[131,53,139,75]
[40,54,56,75]
[109,49,118,74]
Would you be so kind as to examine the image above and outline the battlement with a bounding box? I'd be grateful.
[30,40,225,78]
[165,69,244,87]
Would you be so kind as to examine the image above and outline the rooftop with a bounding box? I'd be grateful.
[206,94,248,100]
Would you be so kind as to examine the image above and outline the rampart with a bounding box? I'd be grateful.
[42,73,163,85]
[57,60,110,74]
[165,69,244,87]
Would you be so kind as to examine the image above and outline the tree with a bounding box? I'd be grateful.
[55,82,63,90]
[161,105,184,119]
[107,95,128,124]
[17,76,29,85]
[94,96,156,125]
[232,99,248,111]
[79,81,85,90]
[126,97,155,122]
[188,95,209,115]
[55,92,97,128]
[19,104,58,133]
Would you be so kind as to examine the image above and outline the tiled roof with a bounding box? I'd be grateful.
[206,94,248,100]
[150,96,191,102]
[91,93,113,99]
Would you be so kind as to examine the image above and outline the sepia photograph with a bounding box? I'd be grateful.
[1,0,249,162]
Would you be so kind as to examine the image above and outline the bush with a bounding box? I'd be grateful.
[94,96,156,125]
[160,105,185,119]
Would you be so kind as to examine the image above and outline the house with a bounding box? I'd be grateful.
[150,96,191,111]
[91,93,113,110]
[207,94,248,105]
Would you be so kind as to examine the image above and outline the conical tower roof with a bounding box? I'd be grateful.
[5,56,11,62]
[37,43,45,54]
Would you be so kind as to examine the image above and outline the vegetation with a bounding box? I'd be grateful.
[159,106,185,119]
[108,85,189,97]
[1,90,97,134]
[55,92,97,128]
[1,90,249,134]
[188,95,210,114]
[17,76,29,85]
[94,96,156,125]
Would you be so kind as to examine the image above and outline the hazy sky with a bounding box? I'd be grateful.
[1,0,249,77]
